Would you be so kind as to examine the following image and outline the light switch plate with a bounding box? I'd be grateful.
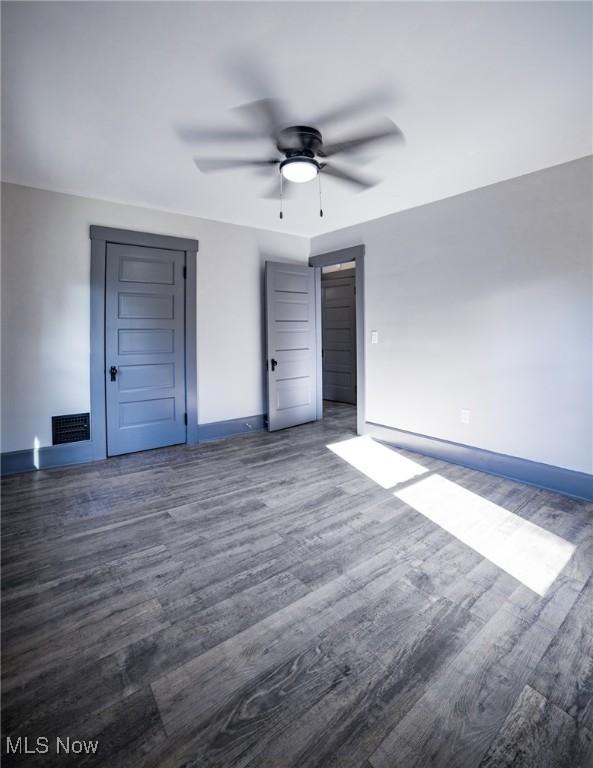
[371,330,379,344]
[461,409,471,424]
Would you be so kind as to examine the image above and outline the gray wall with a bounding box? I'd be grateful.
[311,158,593,474]
[1,183,309,453]
[3,159,591,473]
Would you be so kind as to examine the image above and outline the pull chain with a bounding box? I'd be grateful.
[279,172,284,220]
[318,172,324,218]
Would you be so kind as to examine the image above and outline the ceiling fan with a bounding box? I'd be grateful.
[181,95,404,218]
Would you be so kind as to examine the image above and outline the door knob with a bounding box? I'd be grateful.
[271,358,278,372]
[110,366,118,382]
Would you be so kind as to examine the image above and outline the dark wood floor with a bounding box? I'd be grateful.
[1,402,592,767]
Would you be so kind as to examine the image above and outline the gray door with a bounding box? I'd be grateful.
[321,268,357,404]
[265,261,321,431]
[105,243,187,456]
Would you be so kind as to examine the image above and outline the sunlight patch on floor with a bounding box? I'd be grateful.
[394,474,575,595]
[327,435,429,489]
[326,435,575,595]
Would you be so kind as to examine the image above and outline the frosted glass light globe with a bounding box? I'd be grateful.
[281,158,319,183]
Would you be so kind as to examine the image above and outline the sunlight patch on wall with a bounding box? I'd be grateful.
[394,474,575,595]
[327,435,428,489]
[33,436,40,470]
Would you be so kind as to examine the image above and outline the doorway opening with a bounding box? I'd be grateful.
[309,244,365,435]
[264,245,364,435]
[320,261,357,430]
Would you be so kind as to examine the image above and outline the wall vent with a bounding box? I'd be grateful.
[52,413,90,445]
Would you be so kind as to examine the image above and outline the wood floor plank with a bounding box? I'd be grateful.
[529,573,593,731]
[150,550,412,737]
[369,604,558,768]
[156,634,351,768]
[3,593,169,695]
[2,402,591,768]
[478,684,593,768]
[115,571,310,693]
[243,595,484,768]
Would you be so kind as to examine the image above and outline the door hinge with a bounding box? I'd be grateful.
[184,413,188,425]
[183,265,187,279]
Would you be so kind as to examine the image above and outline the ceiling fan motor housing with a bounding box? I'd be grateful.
[277,126,323,182]
[277,126,323,155]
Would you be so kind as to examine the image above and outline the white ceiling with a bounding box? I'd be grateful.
[2,1,591,237]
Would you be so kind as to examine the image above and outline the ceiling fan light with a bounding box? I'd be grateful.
[280,158,319,183]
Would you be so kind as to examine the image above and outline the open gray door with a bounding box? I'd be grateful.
[265,261,321,431]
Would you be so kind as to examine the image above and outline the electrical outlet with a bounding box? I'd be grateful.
[371,330,379,344]
[460,409,471,425]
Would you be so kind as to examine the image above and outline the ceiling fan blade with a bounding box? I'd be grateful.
[318,119,404,158]
[177,126,260,143]
[320,162,378,190]
[309,87,393,128]
[234,97,291,142]
[193,157,279,173]
[225,53,290,133]
[260,178,296,200]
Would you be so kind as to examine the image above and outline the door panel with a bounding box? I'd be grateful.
[265,262,320,431]
[119,397,175,427]
[119,254,174,284]
[118,328,175,355]
[116,363,175,392]
[118,292,174,319]
[106,244,186,456]
[322,269,357,405]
